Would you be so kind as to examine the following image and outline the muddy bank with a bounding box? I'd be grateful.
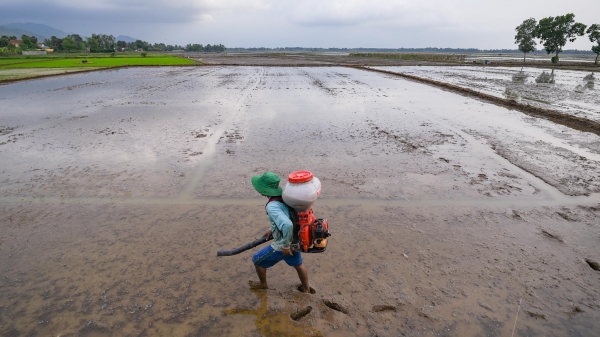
[0,67,98,84]
[1,202,599,336]
[0,201,598,336]
[188,52,599,71]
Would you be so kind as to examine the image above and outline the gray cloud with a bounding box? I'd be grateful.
[1,0,598,49]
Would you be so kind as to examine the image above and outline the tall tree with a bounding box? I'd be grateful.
[86,36,99,52]
[87,34,115,52]
[69,34,84,46]
[20,35,37,50]
[587,24,600,65]
[535,13,587,64]
[0,36,9,48]
[515,18,537,62]
[49,36,63,51]
[61,37,79,52]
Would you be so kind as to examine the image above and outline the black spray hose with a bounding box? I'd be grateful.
[217,236,273,256]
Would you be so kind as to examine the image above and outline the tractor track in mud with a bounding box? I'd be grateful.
[358,66,600,137]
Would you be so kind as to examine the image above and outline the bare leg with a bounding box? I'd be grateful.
[294,264,310,293]
[249,264,268,289]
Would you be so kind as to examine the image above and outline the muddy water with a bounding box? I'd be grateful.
[372,66,600,123]
[1,66,599,336]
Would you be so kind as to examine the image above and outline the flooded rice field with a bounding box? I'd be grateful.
[372,66,600,123]
[1,66,600,336]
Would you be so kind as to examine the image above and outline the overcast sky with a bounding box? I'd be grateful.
[1,0,599,49]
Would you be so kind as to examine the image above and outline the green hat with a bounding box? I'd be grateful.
[251,172,283,196]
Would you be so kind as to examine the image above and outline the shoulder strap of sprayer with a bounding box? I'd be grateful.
[266,197,300,244]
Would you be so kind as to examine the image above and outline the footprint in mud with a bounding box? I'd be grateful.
[584,259,600,271]
[297,285,316,294]
[541,230,564,243]
[322,299,348,314]
[525,310,547,320]
[290,306,312,321]
[223,289,322,335]
[568,305,585,317]
[372,305,397,313]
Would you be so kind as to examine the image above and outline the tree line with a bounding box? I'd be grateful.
[515,13,600,64]
[0,33,226,55]
[184,44,225,52]
[0,34,39,55]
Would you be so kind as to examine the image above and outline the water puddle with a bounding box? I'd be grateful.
[223,290,322,336]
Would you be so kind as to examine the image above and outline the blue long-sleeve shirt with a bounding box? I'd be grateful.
[266,200,293,251]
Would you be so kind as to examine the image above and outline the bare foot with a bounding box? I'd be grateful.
[299,285,311,293]
[248,280,268,290]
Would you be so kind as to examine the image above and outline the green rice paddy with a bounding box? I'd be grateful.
[0,54,197,69]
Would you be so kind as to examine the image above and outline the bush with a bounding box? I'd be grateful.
[535,71,555,84]
[0,47,20,55]
[141,52,147,57]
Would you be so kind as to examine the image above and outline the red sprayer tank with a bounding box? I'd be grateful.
[282,171,329,253]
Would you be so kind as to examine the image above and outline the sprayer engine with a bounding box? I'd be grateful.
[282,170,331,253]
[291,207,330,253]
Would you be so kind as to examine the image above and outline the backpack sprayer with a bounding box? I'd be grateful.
[217,171,330,256]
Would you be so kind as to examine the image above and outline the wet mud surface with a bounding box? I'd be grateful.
[1,66,600,336]
[373,66,600,123]
[190,52,457,68]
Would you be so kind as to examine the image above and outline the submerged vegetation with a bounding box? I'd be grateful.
[535,71,556,84]
[349,53,466,62]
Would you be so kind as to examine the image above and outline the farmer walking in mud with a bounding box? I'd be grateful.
[248,172,311,293]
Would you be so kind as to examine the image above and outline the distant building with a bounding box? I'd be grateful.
[37,43,45,49]
[9,40,22,48]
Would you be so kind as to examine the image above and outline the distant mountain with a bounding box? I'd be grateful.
[116,35,138,43]
[0,25,47,41]
[5,22,68,39]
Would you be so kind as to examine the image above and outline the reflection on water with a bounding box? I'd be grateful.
[223,289,322,337]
